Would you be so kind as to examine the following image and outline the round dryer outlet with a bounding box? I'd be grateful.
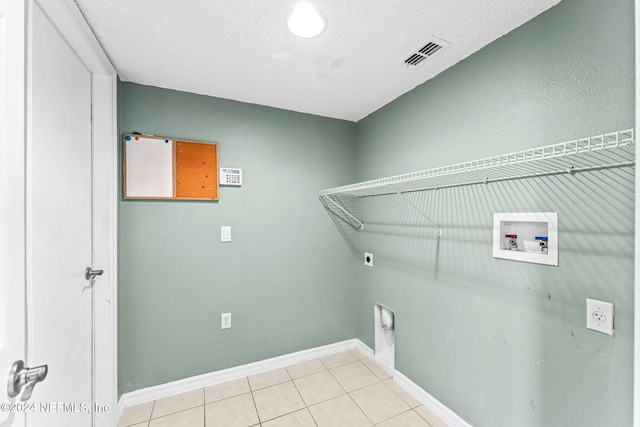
[364,252,374,267]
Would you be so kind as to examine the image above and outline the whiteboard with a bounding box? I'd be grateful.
[124,136,174,198]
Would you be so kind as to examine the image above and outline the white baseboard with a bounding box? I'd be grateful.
[119,339,361,407]
[115,397,125,425]
[354,339,374,359]
[119,338,471,427]
[393,370,472,427]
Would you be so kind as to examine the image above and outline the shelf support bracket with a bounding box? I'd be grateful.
[387,184,442,236]
[319,195,364,231]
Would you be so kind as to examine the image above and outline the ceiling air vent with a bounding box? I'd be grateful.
[404,37,449,66]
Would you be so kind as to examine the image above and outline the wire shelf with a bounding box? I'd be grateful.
[319,129,635,231]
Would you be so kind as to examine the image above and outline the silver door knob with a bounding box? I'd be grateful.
[7,360,48,401]
[85,267,104,281]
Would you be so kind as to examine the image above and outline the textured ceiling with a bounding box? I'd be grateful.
[74,0,560,122]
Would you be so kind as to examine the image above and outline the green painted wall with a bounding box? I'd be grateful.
[354,0,634,426]
[117,82,358,393]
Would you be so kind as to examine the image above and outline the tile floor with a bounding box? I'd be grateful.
[118,349,449,427]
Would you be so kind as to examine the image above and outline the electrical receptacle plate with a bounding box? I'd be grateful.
[364,252,373,267]
[221,312,231,329]
[586,299,614,336]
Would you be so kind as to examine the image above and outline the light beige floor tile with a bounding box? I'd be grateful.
[249,367,291,390]
[149,406,204,427]
[262,408,316,427]
[361,358,392,381]
[253,381,306,422]
[205,392,259,427]
[286,358,326,379]
[349,348,368,361]
[330,361,380,392]
[415,405,449,427]
[350,382,410,424]
[119,401,154,426]
[383,379,421,408]
[294,370,345,406]
[376,410,432,427]
[308,394,371,427]
[205,377,251,403]
[126,423,149,427]
[151,389,204,419]
[320,351,358,369]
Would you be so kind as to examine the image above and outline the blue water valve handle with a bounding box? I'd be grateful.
[535,236,548,250]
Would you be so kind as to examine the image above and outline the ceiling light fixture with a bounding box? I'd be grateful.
[286,3,327,38]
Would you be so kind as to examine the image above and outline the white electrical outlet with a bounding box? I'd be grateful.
[364,252,373,267]
[586,299,614,336]
[221,312,231,329]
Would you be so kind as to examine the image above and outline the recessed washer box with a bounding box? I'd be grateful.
[493,212,558,266]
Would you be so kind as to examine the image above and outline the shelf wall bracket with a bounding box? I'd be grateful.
[387,184,442,236]
[319,195,364,231]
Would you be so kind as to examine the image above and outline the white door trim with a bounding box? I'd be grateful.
[635,0,640,423]
[32,1,117,425]
[635,0,640,424]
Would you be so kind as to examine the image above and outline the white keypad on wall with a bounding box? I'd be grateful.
[220,167,242,186]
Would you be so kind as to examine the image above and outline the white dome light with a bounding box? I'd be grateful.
[286,3,327,38]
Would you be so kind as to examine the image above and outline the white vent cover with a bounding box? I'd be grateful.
[404,36,450,66]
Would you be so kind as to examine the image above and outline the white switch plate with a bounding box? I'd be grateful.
[364,252,373,267]
[586,298,614,336]
[221,226,231,242]
[221,312,231,329]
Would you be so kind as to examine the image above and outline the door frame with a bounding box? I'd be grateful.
[636,1,640,426]
[28,1,118,425]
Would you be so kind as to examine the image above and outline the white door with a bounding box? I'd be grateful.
[1,1,98,426]
[0,0,27,426]
[1,1,117,426]
[25,3,94,425]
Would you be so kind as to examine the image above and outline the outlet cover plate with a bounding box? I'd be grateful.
[221,226,231,242]
[364,252,373,267]
[586,298,614,336]
[221,312,231,329]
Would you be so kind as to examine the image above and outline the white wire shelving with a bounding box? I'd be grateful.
[319,129,635,233]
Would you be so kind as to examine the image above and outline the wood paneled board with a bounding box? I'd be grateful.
[123,134,218,200]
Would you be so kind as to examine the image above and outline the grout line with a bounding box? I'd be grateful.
[324,361,349,395]
[146,405,204,425]
[345,387,375,426]
[205,389,252,406]
[249,385,261,425]
[382,378,422,409]
[247,368,292,392]
[287,370,347,414]
[373,407,417,426]
[148,399,155,422]
[306,405,320,427]
[286,358,332,381]
[148,387,206,420]
[289,372,307,406]
[252,380,309,424]
[202,395,206,427]
[323,358,377,425]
